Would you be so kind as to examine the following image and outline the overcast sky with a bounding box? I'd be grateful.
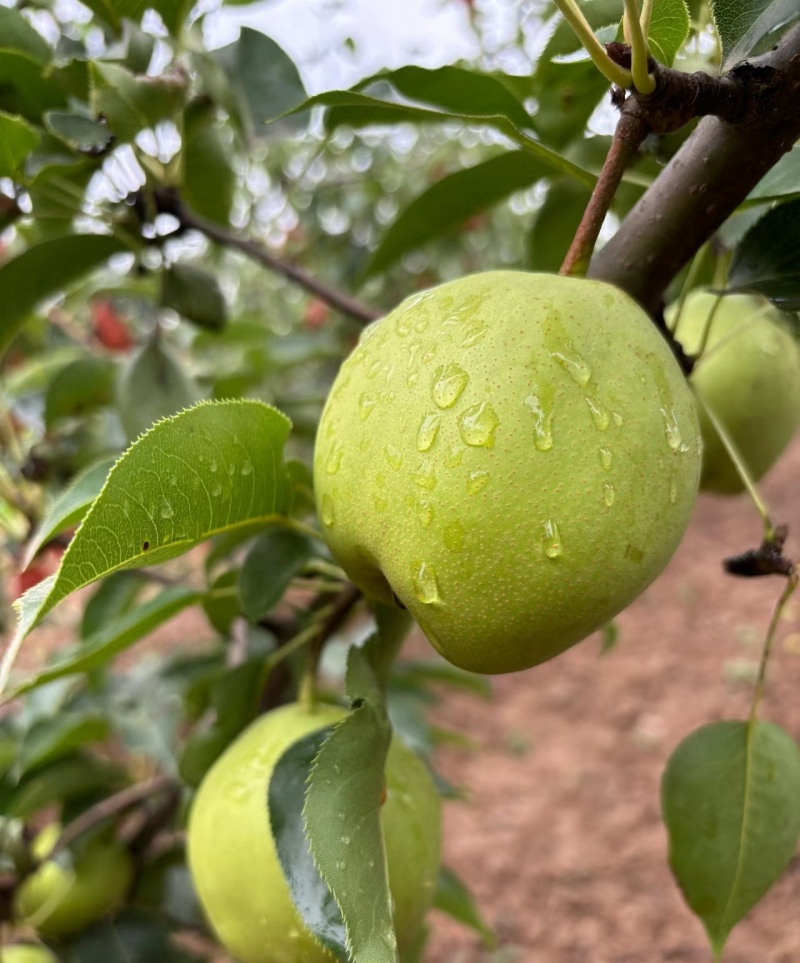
[204,0,529,92]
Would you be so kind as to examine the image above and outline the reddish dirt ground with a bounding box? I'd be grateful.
[424,435,800,963]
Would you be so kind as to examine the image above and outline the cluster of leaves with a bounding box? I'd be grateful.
[0,0,800,960]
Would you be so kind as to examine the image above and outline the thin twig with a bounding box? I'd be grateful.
[560,112,649,277]
[49,775,178,860]
[154,188,380,326]
[749,571,798,721]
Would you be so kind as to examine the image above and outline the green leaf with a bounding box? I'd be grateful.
[364,151,551,278]
[90,62,187,142]
[6,586,203,701]
[117,341,200,441]
[647,0,691,66]
[181,100,236,225]
[19,712,110,775]
[0,234,128,357]
[0,111,40,176]
[239,528,313,621]
[202,568,242,635]
[45,111,113,152]
[0,51,67,122]
[727,198,800,308]
[532,1,622,149]
[2,400,293,693]
[44,356,116,427]
[22,457,116,569]
[0,7,52,62]
[214,27,307,138]
[712,0,800,68]
[433,866,495,945]
[372,65,533,131]
[61,910,203,963]
[278,91,595,188]
[528,178,593,273]
[27,156,98,233]
[304,649,398,963]
[747,146,800,202]
[161,262,228,331]
[150,0,195,36]
[81,571,145,639]
[269,726,347,960]
[8,753,126,817]
[662,719,800,957]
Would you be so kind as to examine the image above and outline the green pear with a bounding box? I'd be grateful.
[0,947,58,963]
[187,702,441,963]
[14,824,133,939]
[669,289,800,494]
[314,271,701,674]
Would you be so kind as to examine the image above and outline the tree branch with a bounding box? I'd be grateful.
[589,24,800,312]
[153,188,380,326]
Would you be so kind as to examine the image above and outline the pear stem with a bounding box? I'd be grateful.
[624,0,656,94]
[691,388,774,540]
[560,113,648,277]
[551,0,633,88]
[749,571,798,721]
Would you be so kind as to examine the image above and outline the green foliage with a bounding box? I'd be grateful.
[663,720,800,956]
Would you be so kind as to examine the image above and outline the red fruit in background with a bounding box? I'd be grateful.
[303,299,330,329]
[11,545,64,598]
[91,299,134,352]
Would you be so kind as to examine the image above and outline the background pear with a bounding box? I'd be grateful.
[187,702,442,963]
[669,289,800,494]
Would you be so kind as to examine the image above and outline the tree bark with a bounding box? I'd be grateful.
[588,23,800,313]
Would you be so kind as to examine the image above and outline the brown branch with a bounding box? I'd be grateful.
[153,188,380,326]
[589,23,800,312]
[49,774,178,860]
[561,111,649,277]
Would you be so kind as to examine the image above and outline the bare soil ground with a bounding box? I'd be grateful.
[425,435,800,963]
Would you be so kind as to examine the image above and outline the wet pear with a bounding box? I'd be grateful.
[669,289,800,494]
[315,272,701,674]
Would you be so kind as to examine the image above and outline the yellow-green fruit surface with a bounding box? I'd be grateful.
[315,271,702,674]
[0,946,58,963]
[187,702,442,963]
[670,289,800,494]
[14,825,133,939]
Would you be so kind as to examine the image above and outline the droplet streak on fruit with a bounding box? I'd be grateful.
[411,460,437,490]
[669,472,678,504]
[603,482,616,507]
[444,444,464,468]
[359,392,379,420]
[599,447,613,470]
[412,560,441,604]
[542,518,563,558]
[550,346,592,386]
[524,379,555,451]
[385,445,403,470]
[585,396,610,431]
[458,402,500,448]
[443,520,466,553]
[326,440,344,474]
[466,469,490,494]
[660,407,683,450]
[432,363,469,409]
[417,413,442,451]
[322,494,336,527]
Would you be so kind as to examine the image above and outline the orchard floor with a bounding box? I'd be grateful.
[423,434,800,963]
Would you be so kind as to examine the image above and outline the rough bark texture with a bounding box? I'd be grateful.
[589,24,800,314]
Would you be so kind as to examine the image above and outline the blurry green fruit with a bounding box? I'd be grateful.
[0,947,58,963]
[314,271,701,673]
[669,289,800,493]
[14,824,133,939]
[187,702,441,963]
